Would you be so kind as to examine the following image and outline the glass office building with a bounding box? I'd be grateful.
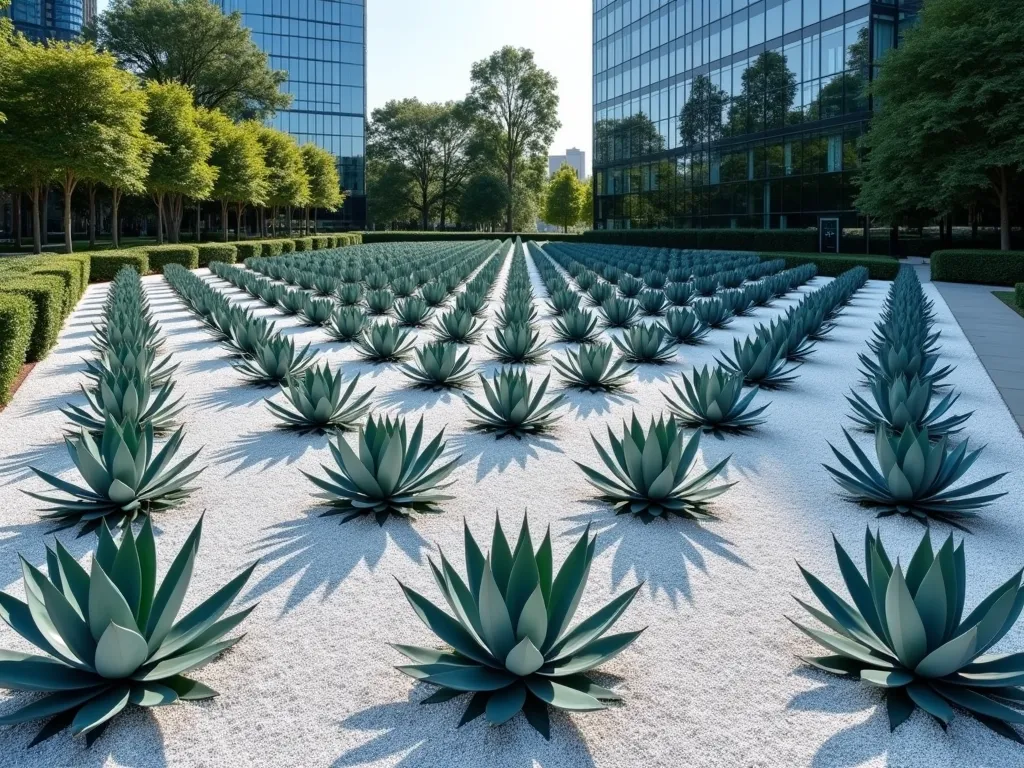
[592,0,920,230]
[224,0,366,228]
[8,0,85,41]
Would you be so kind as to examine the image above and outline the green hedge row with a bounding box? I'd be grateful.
[931,250,1024,287]
[197,243,237,267]
[0,294,35,406]
[135,245,199,272]
[359,231,579,244]
[580,228,818,253]
[90,252,149,282]
[1015,283,1024,309]
[763,252,901,281]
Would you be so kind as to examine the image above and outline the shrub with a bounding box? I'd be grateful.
[359,231,574,243]
[279,238,296,253]
[1016,282,1024,308]
[293,236,314,252]
[311,235,330,249]
[30,256,88,314]
[90,251,149,281]
[138,245,199,272]
[260,239,283,257]
[235,242,262,261]
[0,275,65,362]
[0,294,35,405]
[764,253,900,280]
[197,242,237,267]
[931,249,1024,286]
[581,228,817,252]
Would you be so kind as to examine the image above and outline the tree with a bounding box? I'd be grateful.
[0,41,148,253]
[434,101,473,229]
[201,110,268,241]
[96,0,290,120]
[857,0,1024,249]
[301,143,345,234]
[458,173,509,230]
[366,158,414,229]
[467,47,560,231]
[580,176,594,228]
[257,127,308,236]
[144,81,216,243]
[679,74,728,147]
[727,51,797,136]
[543,164,587,232]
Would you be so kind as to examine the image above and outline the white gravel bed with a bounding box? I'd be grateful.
[0,245,1022,768]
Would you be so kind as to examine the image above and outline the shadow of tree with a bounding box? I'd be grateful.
[0,441,71,486]
[244,508,430,614]
[448,430,564,482]
[562,507,749,605]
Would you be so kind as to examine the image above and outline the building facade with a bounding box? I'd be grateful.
[549,147,587,180]
[224,0,367,229]
[8,0,85,41]
[592,0,921,231]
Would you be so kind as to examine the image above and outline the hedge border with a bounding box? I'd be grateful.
[137,245,199,272]
[197,243,237,267]
[359,231,577,244]
[0,275,66,362]
[931,250,1024,287]
[762,252,900,281]
[90,252,150,282]
[0,293,36,406]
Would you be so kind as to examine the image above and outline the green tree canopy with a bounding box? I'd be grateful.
[257,126,309,234]
[542,164,588,232]
[680,74,728,147]
[144,80,216,243]
[458,173,509,230]
[201,109,268,240]
[302,143,344,212]
[856,0,1024,249]
[96,0,290,120]
[467,46,560,231]
[366,158,414,229]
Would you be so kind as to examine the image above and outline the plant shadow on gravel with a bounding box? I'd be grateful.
[447,430,564,482]
[212,429,326,475]
[377,387,458,415]
[244,508,430,614]
[563,508,749,605]
[332,687,597,768]
[0,441,72,485]
[0,706,169,767]
[560,387,638,419]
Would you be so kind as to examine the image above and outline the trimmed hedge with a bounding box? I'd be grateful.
[235,242,263,261]
[931,250,1024,286]
[581,228,817,252]
[138,245,199,272]
[1016,283,1024,309]
[763,252,901,281]
[293,237,314,252]
[29,255,90,314]
[359,231,575,244]
[90,251,149,282]
[197,243,237,267]
[0,294,35,406]
[311,236,329,249]
[0,275,66,362]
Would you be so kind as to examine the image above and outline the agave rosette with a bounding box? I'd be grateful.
[394,515,643,738]
[664,365,769,432]
[433,308,486,344]
[716,335,801,389]
[659,307,709,345]
[551,309,601,344]
[299,295,334,326]
[232,335,317,386]
[552,342,635,392]
[848,376,971,437]
[395,297,435,328]
[325,305,368,343]
[63,369,183,434]
[599,297,640,329]
[793,527,1024,742]
[464,369,565,439]
[266,364,373,433]
[355,322,416,363]
[484,323,547,364]
[399,342,475,390]
[611,324,678,364]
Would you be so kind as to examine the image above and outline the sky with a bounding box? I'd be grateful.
[96,0,594,176]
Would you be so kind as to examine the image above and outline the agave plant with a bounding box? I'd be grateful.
[391,275,417,298]
[551,308,601,344]
[355,321,416,363]
[277,288,306,315]
[664,281,694,307]
[716,335,801,389]
[455,289,488,317]
[366,288,396,316]
[496,300,538,328]
[232,335,317,386]
[63,369,184,434]
[824,426,1006,531]
[395,297,434,327]
[848,376,972,437]
[617,275,644,298]
[659,308,709,345]
[792,527,1024,742]
[325,305,368,342]
[299,295,334,326]
[393,514,642,738]
[611,324,678,364]
[86,343,177,386]
[266,364,373,433]
[638,290,668,317]
[693,275,718,297]
[860,343,953,389]
[0,516,255,747]
[546,289,580,317]
[599,297,640,329]
[26,416,203,535]
[433,308,485,344]
[337,282,365,306]
[692,297,734,329]
[420,281,450,307]
[484,323,547,364]
[305,415,460,525]
[664,365,769,432]
[577,414,732,522]
[585,281,614,307]
[464,369,564,439]
[552,343,635,392]
[365,270,389,290]
[399,342,475,390]
[224,314,276,357]
[312,273,338,296]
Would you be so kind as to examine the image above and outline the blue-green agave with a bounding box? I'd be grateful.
[266,365,373,433]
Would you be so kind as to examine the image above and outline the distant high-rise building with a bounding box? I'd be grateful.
[9,0,85,40]
[549,147,586,180]
[223,0,367,229]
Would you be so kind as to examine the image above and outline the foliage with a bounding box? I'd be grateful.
[201,110,268,221]
[611,325,677,364]
[232,335,316,386]
[301,142,345,212]
[265,365,372,433]
[664,365,769,432]
[394,514,642,738]
[930,250,1024,286]
[458,173,510,229]
[464,369,564,439]
[0,293,35,406]
[399,342,475,390]
[257,126,310,213]
[542,164,588,232]
[0,275,66,362]
[355,321,416,363]
[552,343,635,392]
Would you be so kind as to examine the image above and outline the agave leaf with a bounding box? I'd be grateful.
[485,681,527,724]
[70,685,130,736]
[94,622,149,678]
[525,678,605,712]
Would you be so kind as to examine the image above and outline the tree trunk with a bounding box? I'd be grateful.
[41,186,49,246]
[30,183,42,255]
[996,167,1011,251]
[237,203,245,240]
[421,187,429,231]
[221,200,229,242]
[88,184,97,249]
[439,180,448,230]
[970,204,978,243]
[505,164,514,232]
[287,205,293,236]
[13,191,22,249]
[314,209,318,235]
[63,171,76,254]
[112,187,121,249]
[155,193,165,244]
[196,200,202,242]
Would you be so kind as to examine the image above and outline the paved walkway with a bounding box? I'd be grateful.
[914,260,1024,433]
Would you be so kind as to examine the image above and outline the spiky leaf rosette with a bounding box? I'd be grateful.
[223,315,276,357]
[823,426,1006,532]
[305,415,461,524]
[299,295,334,326]
[325,306,368,342]
[355,322,416,363]
[792,527,1024,742]
[577,413,733,522]
[552,343,635,392]
[395,297,435,328]
[847,376,972,437]
[394,514,643,738]
[756,317,815,362]
[455,290,488,317]
[433,309,485,344]
[637,290,668,317]
[617,275,644,298]
[611,324,678,364]
[551,309,601,344]
[599,297,640,329]
[0,517,256,747]
[547,289,580,316]
[366,288,396,316]
[277,288,306,315]
[664,281,695,307]
[859,343,954,390]
[232,335,317,387]
[484,323,547,364]
[419,281,450,307]
[265,365,373,433]
[63,369,184,434]
[85,343,178,387]
[336,282,365,306]
[399,342,475,390]
[716,336,801,389]
[464,369,565,439]
[585,281,614,307]
[25,416,203,536]
[659,308,709,345]
[664,365,769,433]
[496,301,539,328]
[692,297,734,329]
